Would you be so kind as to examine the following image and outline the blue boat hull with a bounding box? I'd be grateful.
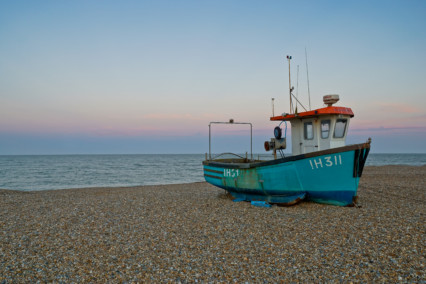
[203,144,370,206]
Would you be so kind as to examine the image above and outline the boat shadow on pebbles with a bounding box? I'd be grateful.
[217,191,233,201]
[216,189,326,208]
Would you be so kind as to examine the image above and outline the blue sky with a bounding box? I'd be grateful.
[1,0,425,154]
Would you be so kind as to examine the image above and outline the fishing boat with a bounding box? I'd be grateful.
[202,56,371,206]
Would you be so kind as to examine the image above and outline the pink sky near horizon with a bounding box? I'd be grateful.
[1,80,424,138]
[1,103,424,137]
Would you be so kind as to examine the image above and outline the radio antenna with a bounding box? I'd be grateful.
[296,65,299,100]
[305,47,311,110]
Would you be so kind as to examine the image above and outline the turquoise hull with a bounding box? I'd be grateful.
[203,144,370,206]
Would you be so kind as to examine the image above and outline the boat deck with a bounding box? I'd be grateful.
[204,143,371,171]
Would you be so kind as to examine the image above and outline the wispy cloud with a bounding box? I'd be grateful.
[142,113,218,121]
[142,113,195,120]
[350,126,426,132]
[376,102,422,114]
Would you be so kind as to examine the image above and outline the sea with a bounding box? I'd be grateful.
[0,153,425,191]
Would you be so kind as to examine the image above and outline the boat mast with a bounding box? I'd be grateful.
[296,65,299,101]
[305,47,311,110]
[287,55,293,113]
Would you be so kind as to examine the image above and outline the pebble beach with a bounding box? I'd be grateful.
[0,165,425,282]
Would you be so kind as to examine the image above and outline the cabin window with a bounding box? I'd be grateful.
[334,119,347,138]
[304,122,314,140]
[321,120,330,139]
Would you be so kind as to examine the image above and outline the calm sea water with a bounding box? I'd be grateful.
[0,153,425,191]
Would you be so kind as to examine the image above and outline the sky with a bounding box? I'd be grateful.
[1,0,425,154]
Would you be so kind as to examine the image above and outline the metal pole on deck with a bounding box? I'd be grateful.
[209,123,211,160]
[287,55,293,113]
[250,123,253,160]
[208,121,253,161]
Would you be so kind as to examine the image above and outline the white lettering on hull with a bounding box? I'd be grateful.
[223,169,240,177]
[309,154,343,170]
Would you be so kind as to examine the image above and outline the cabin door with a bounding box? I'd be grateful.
[302,120,317,154]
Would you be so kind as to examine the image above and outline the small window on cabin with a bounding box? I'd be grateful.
[321,120,330,139]
[334,119,347,138]
[304,122,314,140]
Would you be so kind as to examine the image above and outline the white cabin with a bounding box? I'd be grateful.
[270,95,354,156]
